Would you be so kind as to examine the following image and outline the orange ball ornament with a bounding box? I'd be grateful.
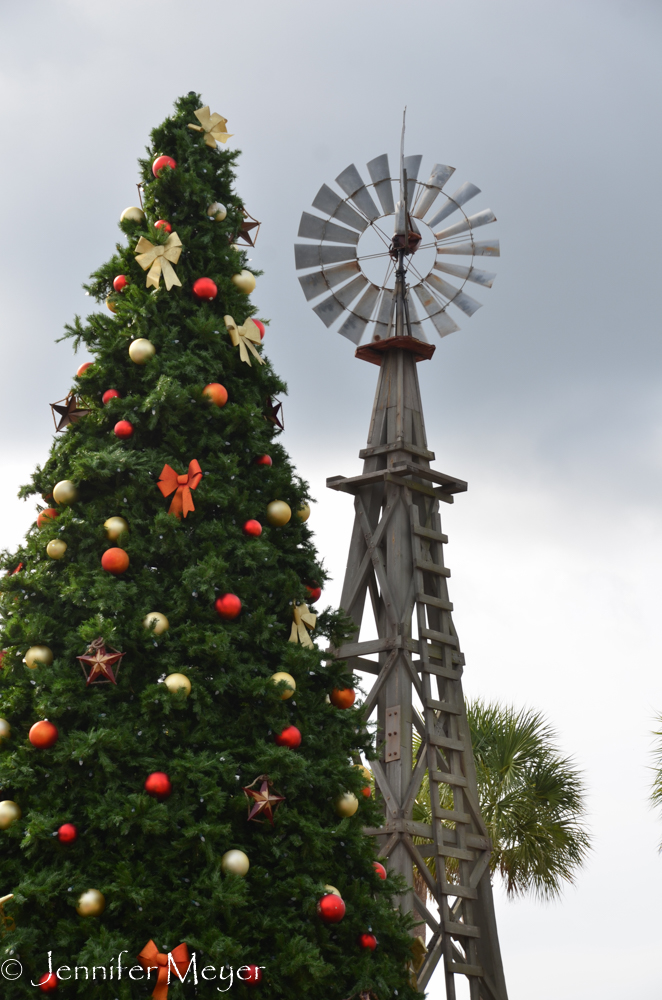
[215,594,241,620]
[330,688,356,709]
[37,509,59,528]
[38,973,58,993]
[255,454,272,467]
[155,219,172,233]
[114,420,134,439]
[77,361,93,376]
[203,383,228,407]
[101,548,129,575]
[373,861,387,880]
[243,519,262,537]
[317,893,345,923]
[193,277,218,300]
[29,720,59,749]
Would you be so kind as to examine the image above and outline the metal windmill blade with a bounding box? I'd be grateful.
[294,150,499,347]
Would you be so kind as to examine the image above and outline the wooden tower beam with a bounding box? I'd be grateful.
[328,332,509,999]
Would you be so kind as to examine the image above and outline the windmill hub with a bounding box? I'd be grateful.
[356,218,436,289]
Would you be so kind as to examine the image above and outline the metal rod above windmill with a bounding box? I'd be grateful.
[294,131,506,1000]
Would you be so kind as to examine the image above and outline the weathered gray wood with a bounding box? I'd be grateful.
[329,331,509,999]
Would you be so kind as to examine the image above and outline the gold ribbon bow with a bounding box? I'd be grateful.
[135,233,182,290]
[0,894,15,936]
[289,602,317,649]
[157,460,203,519]
[187,106,233,147]
[224,315,265,367]
[137,940,190,1000]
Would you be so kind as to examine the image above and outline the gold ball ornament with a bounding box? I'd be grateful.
[24,646,53,669]
[106,296,117,314]
[164,673,191,697]
[266,501,292,527]
[129,338,156,365]
[120,206,146,224]
[207,202,227,221]
[143,612,169,635]
[46,539,67,560]
[0,718,11,744]
[296,503,311,522]
[53,480,78,505]
[335,791,359,818]
[231,270,256,295]
[76,889,106,917]
[355,764,372,784]
[221,849,250,876]
[0,800,21,830]
[104,516,129,541]
[270,671,296,700]
[324,885,341,896]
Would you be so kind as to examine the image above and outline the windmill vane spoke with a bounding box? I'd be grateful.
[296,134,506,997]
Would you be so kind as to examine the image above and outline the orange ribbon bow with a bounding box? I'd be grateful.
[137,940,190,1000]
[157,460,203,518]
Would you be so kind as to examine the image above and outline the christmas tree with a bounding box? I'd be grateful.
[0,94,421,999]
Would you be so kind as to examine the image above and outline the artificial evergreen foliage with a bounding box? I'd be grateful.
[0,94,421,999]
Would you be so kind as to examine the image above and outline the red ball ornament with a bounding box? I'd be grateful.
[240,966,263,986]
[152,155,177,176]
[203,383,228,407]
[215,593,242,620]
[193,277,218,301]
[330,688,356,709]
[358,933,378,951]
[38,972,58,993]
[114,420,134,439]
[317,893,346,923]
[243,519,262,537]
[101,547,130,575]
[113,275,128,293]
[76,361,93,376]
[255,455,272,467]
[29,720,59,749]
[57,823,78,844]
[102,389,121,405]
[275,725,302,748]
[37,509,59,528]
[155,219,172,233]
[252,320,265,340]
[145,771,171,799]
[373,861,387,880]
[306,584,322,603]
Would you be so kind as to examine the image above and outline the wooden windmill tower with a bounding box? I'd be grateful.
[294,123,507,1000]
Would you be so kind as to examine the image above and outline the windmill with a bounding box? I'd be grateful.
[294,120,508,1000]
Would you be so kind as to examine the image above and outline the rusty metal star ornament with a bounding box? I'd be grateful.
[77,637,125,686]
[264,396,284,430]
[50,393,92,432]
[235,209,261,247]
[242,775,285,825]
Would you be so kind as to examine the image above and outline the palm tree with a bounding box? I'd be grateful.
[650,717,662,840]
[412,699,591,901]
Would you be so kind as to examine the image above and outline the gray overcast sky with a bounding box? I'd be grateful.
[1,2,661,997]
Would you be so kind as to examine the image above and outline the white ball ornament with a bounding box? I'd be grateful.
[164,673,191,697]
[231,270,256,294]
[221,849,250,876]
[143,612,169,635]
[335,792,359,818]
[76,889,106,917]
[53,480,78,505]
[270,671,296,700]
[0,800,21,830]
[46,539,67,559]
[104,516,129,540]
[207,202,227,221]
[129,339,156,365]
[120,206,146,224]
[0,719,11,745]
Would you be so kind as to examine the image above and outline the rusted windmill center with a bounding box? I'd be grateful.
[295,131,507,999]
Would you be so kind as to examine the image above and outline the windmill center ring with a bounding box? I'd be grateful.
[356,216,437,290]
